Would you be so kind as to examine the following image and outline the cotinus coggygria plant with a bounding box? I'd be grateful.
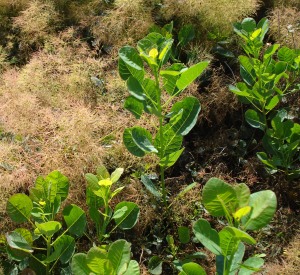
[3,171,86,275]
[118,32,209,205]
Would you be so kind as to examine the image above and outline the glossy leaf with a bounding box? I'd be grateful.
[141,175,162,199]
[7,194,33,223]
[85,173,99,190]
[229,242,245,275]
[108,240,131,274]
[179,262,206,275]
[63,204,86,237]
[6,231,33,253]
[124,96,144,119]
[193,219,221,255]
[245,109,266,131]
[111,168,124,183]
[234,183,250,208]
[86,247,114,275]
[169,97,201,136]
[239,257,264,275]
[242,190,277,230]
[176,61,209,91]
[148,256,162,275]
[159,148,184,168]
[123,126,157,157]
[178,24,195,47]
[123,260,140,275]
[45,235,75,264]
[71,253,90,275]
[113,202,140,230]
[202,178,238,217]
[118,46,144,81]
[45,170,69,202]
[35,221,61,237]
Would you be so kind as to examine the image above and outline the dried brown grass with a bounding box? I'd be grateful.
[91,0,154,52]
[161,0,261,35]
[269,7,300,48]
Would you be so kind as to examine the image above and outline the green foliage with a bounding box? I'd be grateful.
[192,177,277,274]
[4,171,86,274]
[257,110,300,178]
[118,31,209,205]
[85,166,140,242]
[230,17,300,177]
[202,178,277,230]
[71,239,140,275]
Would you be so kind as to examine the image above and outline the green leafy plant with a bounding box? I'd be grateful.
[257,109,300,178]
[229,17,300,176]
[3,171,86,275]
[118,32,209,205]
[71,239,140,275]
[190,177,277,274]
[150,21,196,62]
[85,166,140,242]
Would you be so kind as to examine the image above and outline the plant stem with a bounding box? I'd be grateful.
[154,69,167,206]
[46,237,51,275]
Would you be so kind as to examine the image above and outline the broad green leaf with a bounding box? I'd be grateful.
[6,231,33,253]
[123,126,157,157]
[97,166,110,180]
[14,228,33,246]
[63,204,86,237]
[263,44,280,61]
[257,18,269,41]
[108,240,131,274]
[234,183,250,208]
[127,76,145,101]
[229,83,251,97]
[178,226,190,244]
[86,247,114,275]
[245,109,266,131]
[242,190,277,230]
[118,46,144,81]
[124,96,144,119]
[71,253,90,275]
[45,235,75,264]
[169,97,201,136]
[256,152,277,170]
[239,56,256,86]
[35,221,61,237]
[141,175,162,199]
[250,28,261,41]
[154,125,183,158]
[176,61,209,91]
[229,242,245,275]
[45,170,69,202]
[241,18,256,33]
[160,63,186,95]
[159,148,184,168]
[113,202,140,230]
[29,253,47,275]
[278,46,294,63]
[111,168,124,183]
[148,256,162,275]
[123,260,140,275]
[158,39,173,65]
[202,178,238,217]
[265,95,280,111]
[193,219,221,255]
[7,194,33,223]
[85,173,99,190]
[239,257,264,275]
[179,262,206,275]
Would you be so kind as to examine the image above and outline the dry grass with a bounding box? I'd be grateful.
[13,0,60,46]
[264,233,300,274]
[161,0,261,35]
[269,7,300,48]
[91,0,154,52]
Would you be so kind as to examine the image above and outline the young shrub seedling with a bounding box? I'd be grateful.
[71,239,140,275]
[229,17,300,177]
[118,32,209,205]
[191,177,277,274]
[3,171,86,275]
[85,166,140,242]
